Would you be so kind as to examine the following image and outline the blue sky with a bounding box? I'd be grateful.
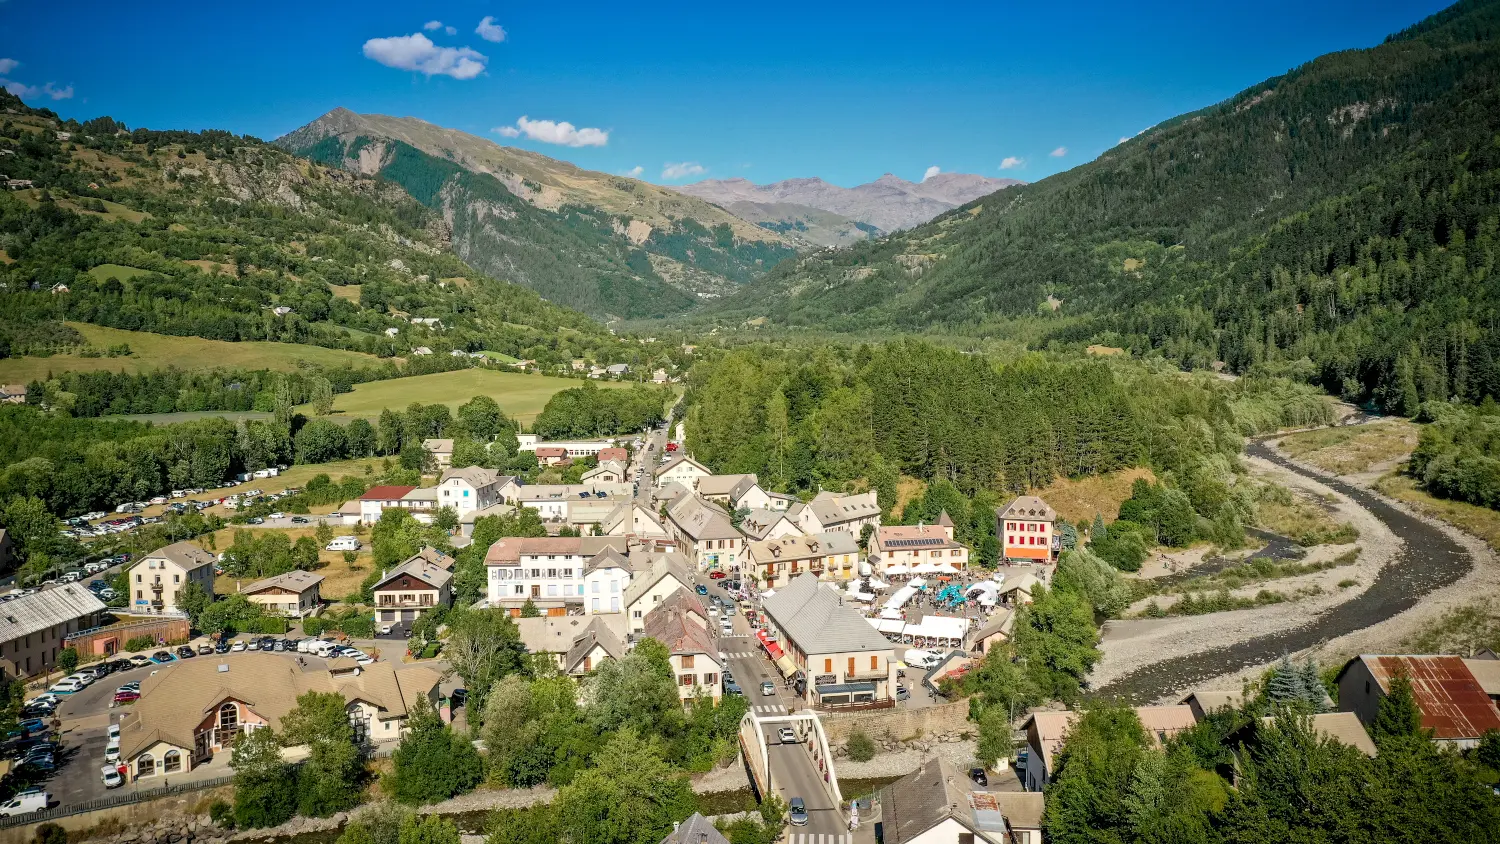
[0,0,1454,187]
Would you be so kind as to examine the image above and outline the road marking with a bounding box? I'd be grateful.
[752,704,787,714]
[787,835,851,844]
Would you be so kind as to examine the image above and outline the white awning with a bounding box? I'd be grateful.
[933,563,959,574]
[864,576,890,590]
[883,584,919,611]
[883,564,910,575]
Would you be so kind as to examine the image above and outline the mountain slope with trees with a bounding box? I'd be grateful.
[276,109,799,318]
[710,0,1500,414]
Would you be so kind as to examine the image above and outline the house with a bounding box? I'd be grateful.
[358,485,440,524]
[1248,712,1378,757]
[869,515,970,573]
[130,542,216,615]
[49,282,69,294]
[582,460,628,484]
[571,359,587,371]
[535,446,570,466]
[737,509,803,542]
[410,317,443,329]
[1335,654,1500,748]
[515,435,622,458]
[1180,689,1246,721]
[968,609,1015,654]
[484,536,634,615]
[439,467,519,519]
[652,368,669,384]
[117,654,442,780]
[412,347,433,356]
[1466,658,1500,708]
[997,572,1042,607]
[996,496,1060,563]
[605,363,630,377]
[623,554,697,632]
[654,454,713,490]
[0,384,26,404]
[743,532,860,588]
[759,573,897,705]
[421,439,454,470]
[240,570,323,618]
[600,500,670,539]
[1021,705,1197,791]
[271,306,293,317]
[596,446,629,464]
[384,327,400,337]
[370,554,454,627]
[695,473,759,507]
[659,814,730,844]
[511,482,633,522]
[789,490,881,536]
[664,495,744,571]
[515,614,629,675]
[876,757,1043,844]
[643,600,722,703]
[4,179,34,190]
[0,585,107,680]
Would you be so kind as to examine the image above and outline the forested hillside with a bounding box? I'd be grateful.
[711,0,1500,415]
[277,110,798,318]
[0,89,635,369]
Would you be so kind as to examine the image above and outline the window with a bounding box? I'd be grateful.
[610,597,619,612]
[824,658,833,673]
[163,750,182,773]
[219,703,238,730]
[547,585,558,597]
[847,657,855,676]
[679,674,695,687]
[514,585,525,595]
[870,656,879,670]
[547,568,558,578]
[682,654,695,669]
[174,574,180,584]
[137,754,156,777]
[704,673,717,686]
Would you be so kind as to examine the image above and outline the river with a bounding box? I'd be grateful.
[1092,439,1474,703]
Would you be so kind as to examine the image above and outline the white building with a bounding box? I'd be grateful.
[438,467,520,519]
[653,455,713,490]
[130,542,216,615]
[664,495,744,571]
[790,490,881,536]
[514,435,621,458]
[512,482,633,522]
[582,460,628,484]
[484,536,635,616]
[358,485,439,524]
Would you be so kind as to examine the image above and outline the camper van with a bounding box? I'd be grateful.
[326,536,361,552]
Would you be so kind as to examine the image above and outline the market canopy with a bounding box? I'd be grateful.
[883,564,910,575]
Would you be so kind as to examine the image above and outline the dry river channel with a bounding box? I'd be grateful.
[1093,438,1474,703]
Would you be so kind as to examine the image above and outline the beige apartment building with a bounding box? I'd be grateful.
[130,542,216,615]
[240,570,324,618]
[0,584,107,680]
[759,573,897,707]
[370,554,453,626]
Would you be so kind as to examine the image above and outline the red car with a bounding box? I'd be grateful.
[709,571,727,580]
[112,690,140,704]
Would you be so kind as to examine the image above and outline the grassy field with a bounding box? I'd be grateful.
[87,264,157,282]
[329,284,362,302]
[1376,471,1500,551]
[118,411,273,424]
[209,525,373,601]
[1278,419,1420,476]
[119,457,385,523]
[308,368,634,424]
[1253,482,1360,546]
[16,191,148,224]
[1030,467,1157,524]
[479,350,521,364]
[0,323,386,381]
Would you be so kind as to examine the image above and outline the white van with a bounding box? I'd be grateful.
[326,536,361,552]
[903,649,940,669]
[0,791,49,816]
[104,739,121,764]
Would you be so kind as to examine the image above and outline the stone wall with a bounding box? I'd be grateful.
[820,699,971,744]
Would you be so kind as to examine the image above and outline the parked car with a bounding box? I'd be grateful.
[290,516,308,524]
[788,797,808,826]
[198,644,214,655]
[150,651,174,664]
[0,791,49,816]
[100,766,123,788]
[47,678,85,695]
[695,584,709,595]
[778,727,797,744]
[897,685,911,701]
[215,640,231,654]
[231,641,247,652]
[903,649,939,669]
[709,570,727,579]
[177,645,196,659]
[247,517,265,525]
[113,689,140,704]
[969,767,988,786]
[129,654,152,667]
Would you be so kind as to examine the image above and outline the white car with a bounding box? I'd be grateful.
[903,649,940,669]
[48,678,85,695]
[778,727,797,744]
[230,641,247,652]
[100,765,123,788]
[104,740,121,764]
[269,512,285,520]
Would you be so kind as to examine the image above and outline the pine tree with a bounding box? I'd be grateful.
[1371,672,1424,746]
[1298,658,1327,711]
[1265,654,1303,707]
[1091,513,1107,541]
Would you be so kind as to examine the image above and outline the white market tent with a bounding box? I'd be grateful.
[884,584,920,611]
[933,562,960,575]
[879,608,904,620]
[913,562,941,575]
[884,563,910,576]
[864,576,890,590]
[845,582,876,602]
[900,614,970,647]
[877,618,906,636]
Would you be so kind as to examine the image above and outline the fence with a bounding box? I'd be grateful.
[0,775,235,830]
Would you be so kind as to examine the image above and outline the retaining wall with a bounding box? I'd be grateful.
[820,698,971,743]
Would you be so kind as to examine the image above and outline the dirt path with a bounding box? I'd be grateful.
[1091,437,1494,703]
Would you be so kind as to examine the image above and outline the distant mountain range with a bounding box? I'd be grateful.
[674,173,1024,247]
[278,109,798,319]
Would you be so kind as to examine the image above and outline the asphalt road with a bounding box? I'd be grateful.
[1094,438,1476,702]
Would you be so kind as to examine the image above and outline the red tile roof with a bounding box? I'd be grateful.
[1367,655,1500,740]
[360,485,417,501]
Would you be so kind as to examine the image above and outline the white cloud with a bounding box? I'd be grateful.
[1000,156,1024,170]
[42,82,72,100]
[362,33,487,80]
[423,20,443,31]
[491,115,608,147]
[446,25,457,35]
[2,80,37,99]
[1050,146,1067,157]
[922,165,941,182]
[476,16,507,43]
[661,162,706,180]
[624,166,644,177]
[0,58,18,75]
[1118,136,1130,144]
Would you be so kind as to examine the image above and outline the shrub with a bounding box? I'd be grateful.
[208,799,234,828]
[125,634,157,652]
[845,729,877,762]
[34,824,67,844]
[303,617,327,636]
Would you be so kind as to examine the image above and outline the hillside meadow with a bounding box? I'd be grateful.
[305,367,641,425]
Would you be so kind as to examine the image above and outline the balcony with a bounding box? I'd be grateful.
[376,596,435,608]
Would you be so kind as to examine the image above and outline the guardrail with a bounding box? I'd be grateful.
[0,775,236,829]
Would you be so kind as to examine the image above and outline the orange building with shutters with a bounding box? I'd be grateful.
[996,496,1060,563]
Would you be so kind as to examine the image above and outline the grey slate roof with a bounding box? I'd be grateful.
[695,473,757,498]
[997,495,1057,522]
[659,812,730,844]
[622,553,695,608]
[667,495,742,542]
[799,491,880,528]
[373,554,453,592]
[144,541,216,572]
[760,573,893,656]
[242,569,324,595]
[878,757,1007,843]
[0,584,105,644]
[563,616,627,672]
